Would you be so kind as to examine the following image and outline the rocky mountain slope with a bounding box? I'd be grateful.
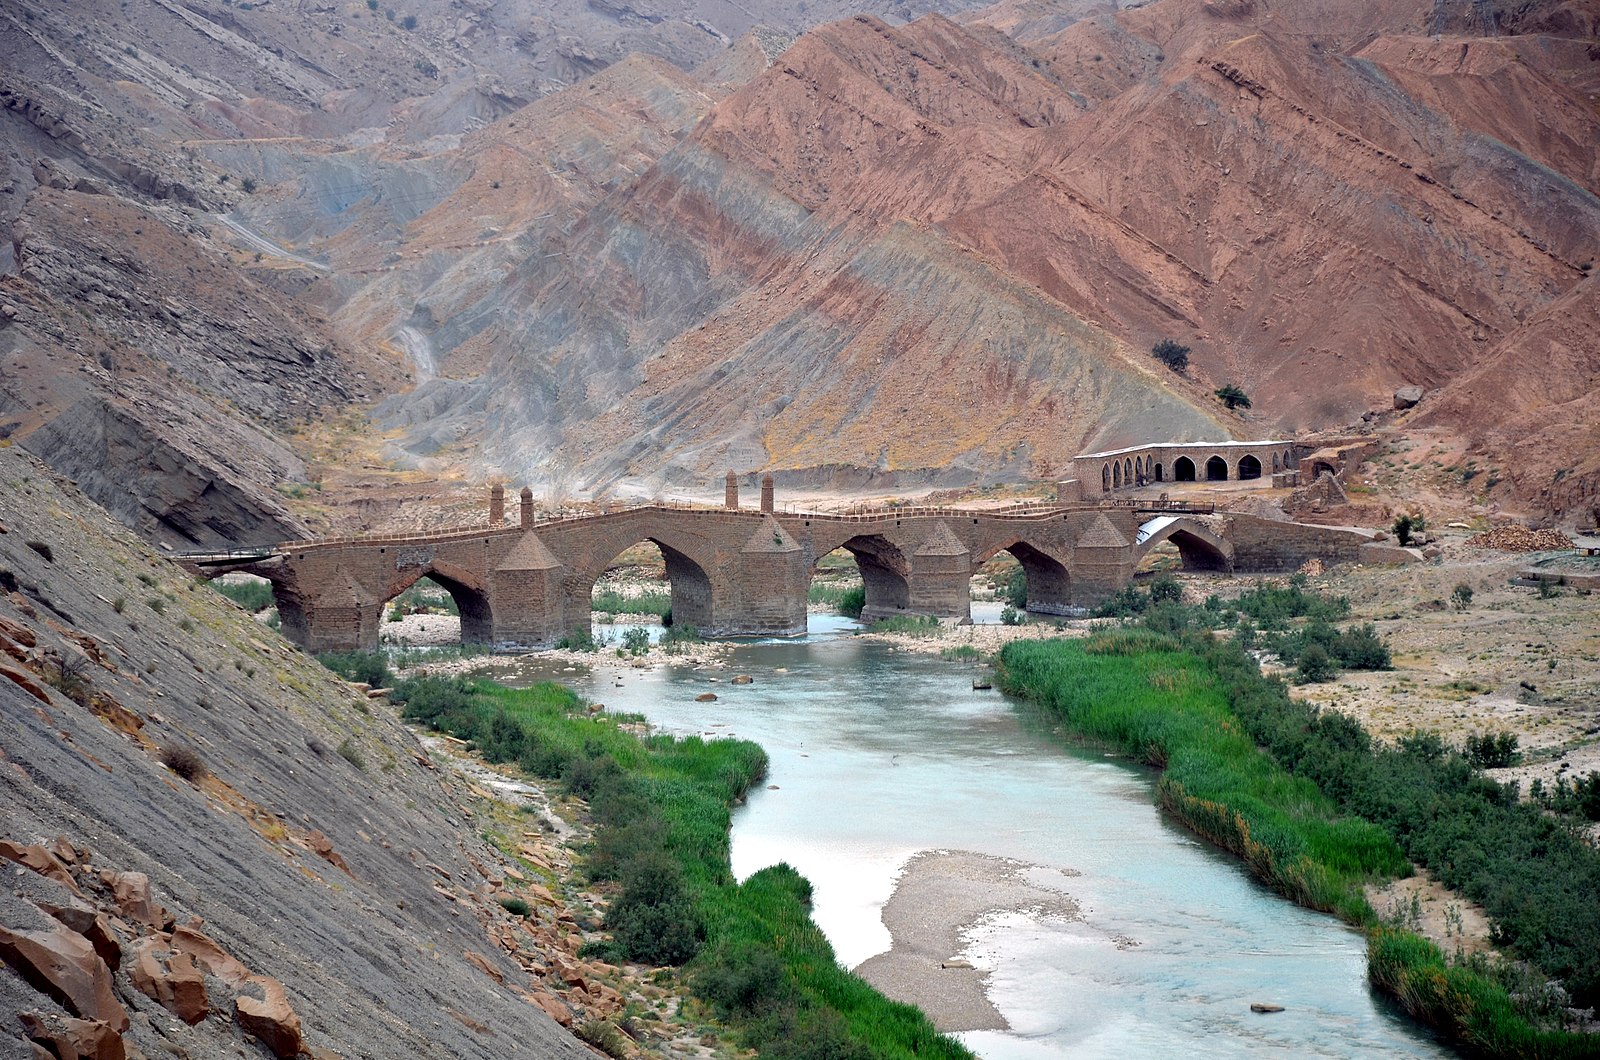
[289,0,1599,510]
[2,0,1597,533]
[0,443,600,1058]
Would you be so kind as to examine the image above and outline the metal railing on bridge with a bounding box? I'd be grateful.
[173,546,282,565]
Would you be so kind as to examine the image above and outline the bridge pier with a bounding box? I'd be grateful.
[907,522,973,623]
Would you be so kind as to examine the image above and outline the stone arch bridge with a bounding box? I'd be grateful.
[184,495,1401,653]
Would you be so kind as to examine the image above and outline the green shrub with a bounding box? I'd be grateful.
[838,585,866,618]
[621,627,650,656]
[1151,339,1190,372]
[497,896,531,917]
[1296,644,1337,683]
[336,737,366,771]
[557,629,599,652]
[317,650,392,688]
[210,578,275,612]
[606,851,702,965]
[1463,732,1519,768]
[871,614,941,636]
[1003,568,1028,609]
[999,605,1025,626]
[1214,384,1252,409]
[1452,584,1474,611]
[660,623,702,654]
[592,589,670,618]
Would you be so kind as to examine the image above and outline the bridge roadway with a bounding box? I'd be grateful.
[183,496,1389,653]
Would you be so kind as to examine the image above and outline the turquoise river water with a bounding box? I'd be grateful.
[487,614,1448,1058]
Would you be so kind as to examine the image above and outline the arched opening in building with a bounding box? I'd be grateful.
[1102,464,1111,492]
[1272,453,1281,473]
[1113,463,1122,489]
[1238,455,1262,480]
[1205,455,1229,481]
[834,535,911,621]
[1284,449,1296,469]
[1124,459,1134,487]
[1173,457,1196,482]
[381,570,494,648]
[584,539,715,638]
[1154,462,1165,482]
[1312,461,1337,479]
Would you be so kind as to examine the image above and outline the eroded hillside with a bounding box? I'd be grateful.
[1,0,1596,533]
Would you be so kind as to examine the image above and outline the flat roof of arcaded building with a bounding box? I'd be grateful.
[1076,440,1297,460]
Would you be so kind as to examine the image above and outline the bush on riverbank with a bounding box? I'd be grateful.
[317,649,392,688]
[998,614,1600,1054]
[391,675,971,1060]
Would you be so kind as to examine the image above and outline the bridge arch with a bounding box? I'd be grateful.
[1238,454,1262,480]
[828,534,912,621]
[575,536,720,634]
[1205,455,1229,481]
[976,540,1073,615]
[1173,456,1196,482]
[383,561,494,645]
[1113,463,1122,489]
[1135,517,1234,572]
[1102,464,1111,492]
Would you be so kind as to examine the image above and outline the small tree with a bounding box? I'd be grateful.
[1151,339,1190,373]
[1214,384,1252,409]
[1392,514,1415,546]
[1296,644,1337,684]
[399,13,417,28]
[1451,583,1474,611]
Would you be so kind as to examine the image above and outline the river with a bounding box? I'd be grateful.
[484,615,1448,1058]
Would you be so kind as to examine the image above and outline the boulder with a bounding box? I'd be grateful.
[128,938,210,1024]
[0,923,128,1030]
[307,830,350,874]
[38,900,122,970]
[0,840,84,894]
[730,674,753,685]
[19,1011,126,1060]
[235,975,305,1058]
[695,692,718,702]
[1393,386,1424,410]
[109,872,164,928]
[169,924,252,988]
[1,662,54,703]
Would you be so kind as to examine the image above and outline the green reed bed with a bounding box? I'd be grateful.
[393,675,970,1060]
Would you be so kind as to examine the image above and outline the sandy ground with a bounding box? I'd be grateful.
[1269,544,1600,797]
[854,851,1083,1033]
